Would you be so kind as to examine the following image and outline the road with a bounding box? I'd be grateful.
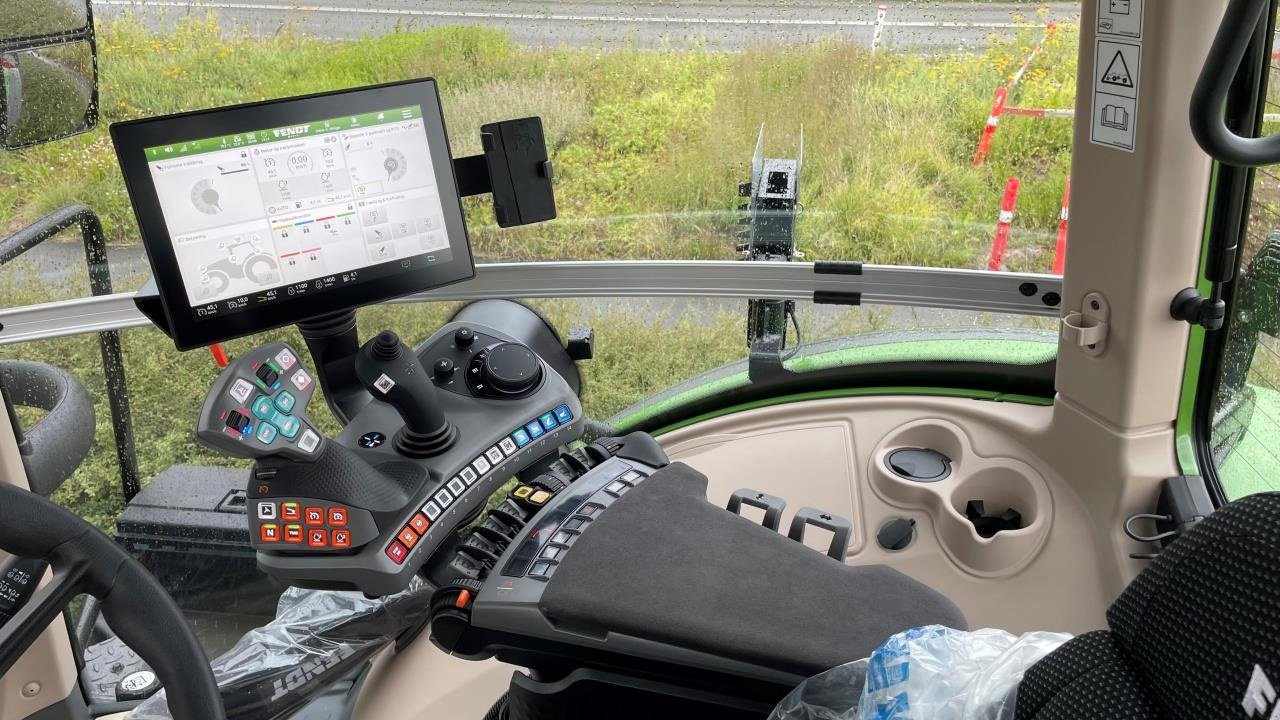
[93,0,1080,50]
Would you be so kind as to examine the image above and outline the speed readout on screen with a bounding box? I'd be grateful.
[143,105,453,313]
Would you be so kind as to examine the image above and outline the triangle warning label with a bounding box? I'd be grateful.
[1102,51,1133,88]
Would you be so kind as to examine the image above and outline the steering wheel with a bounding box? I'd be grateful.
[0,483,224,719]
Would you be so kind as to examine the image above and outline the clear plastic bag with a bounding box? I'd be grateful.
[128,578,432,720]
[770,625,1072,720]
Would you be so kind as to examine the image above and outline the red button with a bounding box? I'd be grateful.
[259,524,280,543]
[328,507,348,526]
[304,507,324,526]
[385,541,408,564]
[332,530,351,548]
[408,513,430,534]
[397,526,419,549]
[307,529,328,547]
[281,503,300,521]
[284,524,303,543]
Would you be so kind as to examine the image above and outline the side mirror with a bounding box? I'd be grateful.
[0,0,98,150]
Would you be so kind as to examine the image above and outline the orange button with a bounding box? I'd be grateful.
[284,524,303,543]
[332,529,351,548]
[281,502,300,521]
[304,507,324,526]
[397,526,419,548]
[259,523,280,543]
[455,589,472,609]
[328,507,348,526]
[307,529,328,547]
[409,513,430,534]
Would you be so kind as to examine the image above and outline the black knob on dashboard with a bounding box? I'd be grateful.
[433,357,455,379]
[481,343,542,395]
[454,327,476,348]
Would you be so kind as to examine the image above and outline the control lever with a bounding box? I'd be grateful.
[354,331,458,458]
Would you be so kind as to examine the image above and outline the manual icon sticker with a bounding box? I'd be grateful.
[1091,39,1142,153]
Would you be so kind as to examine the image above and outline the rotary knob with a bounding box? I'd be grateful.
[477,343,542,396]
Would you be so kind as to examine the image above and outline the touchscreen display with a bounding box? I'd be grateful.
[142,105,453,318]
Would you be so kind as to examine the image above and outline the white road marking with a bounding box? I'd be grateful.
[95,0,1032,29]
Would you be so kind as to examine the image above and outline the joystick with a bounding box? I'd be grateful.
[355,330,458,458]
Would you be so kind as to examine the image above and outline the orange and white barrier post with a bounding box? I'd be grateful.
[973,86,1008,167]
[1053,179,1070,275]
[987,178,1020,271]
[973,23,1056,166]
[872,5,888,55]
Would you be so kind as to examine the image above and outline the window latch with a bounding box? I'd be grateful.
[1170,287,1227,331]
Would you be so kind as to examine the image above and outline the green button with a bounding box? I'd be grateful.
[251,396,275,421]
[275,391,296,413]
[256,423,278,445]
[276,415,301,439]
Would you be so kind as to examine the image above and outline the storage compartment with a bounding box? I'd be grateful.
[869,420,1052,577]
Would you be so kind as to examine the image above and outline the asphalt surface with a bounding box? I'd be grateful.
[94,0,1081,50]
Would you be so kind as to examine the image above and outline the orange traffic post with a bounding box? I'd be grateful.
[1053,179,1071,275]
[973,86,1008,167]
[987,177,1021,272]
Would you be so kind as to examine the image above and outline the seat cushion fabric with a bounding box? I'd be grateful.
[539,462,967,678]
[1013,630,1160,720]
[1106,492,1280,720]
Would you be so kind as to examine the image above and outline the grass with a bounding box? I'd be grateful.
[0,12,1087,527]
[1,12,1077,271]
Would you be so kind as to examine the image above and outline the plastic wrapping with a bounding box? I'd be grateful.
[770,625,1072,720]
[128,578,433,720]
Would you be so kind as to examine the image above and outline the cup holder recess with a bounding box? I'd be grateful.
[964,500,1023,538]
[885,448,951,483]
[870,420,1051,577]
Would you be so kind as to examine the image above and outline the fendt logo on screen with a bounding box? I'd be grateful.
[1243,665,1279,719]
[272,124,312,139]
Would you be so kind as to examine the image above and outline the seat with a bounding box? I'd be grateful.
[539,462,967,678]
[1014,492,1280,720]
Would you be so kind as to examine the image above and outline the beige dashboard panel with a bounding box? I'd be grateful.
[353,641,515,719]
[660,395,1125,635]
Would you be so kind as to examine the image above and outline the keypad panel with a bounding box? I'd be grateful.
[198,342,323,464]
[253,498,376,554]
[382,403,577,565]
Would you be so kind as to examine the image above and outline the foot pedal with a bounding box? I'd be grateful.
[788,507,852,560]
[727,489,786,531]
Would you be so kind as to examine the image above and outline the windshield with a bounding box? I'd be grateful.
[0,0,1083,684]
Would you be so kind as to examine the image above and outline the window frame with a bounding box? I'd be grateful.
[1192,0,1279,504]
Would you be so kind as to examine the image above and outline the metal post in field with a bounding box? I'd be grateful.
[871,5,887,55]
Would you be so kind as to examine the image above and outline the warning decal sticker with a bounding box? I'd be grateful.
[1091,34,1142,153]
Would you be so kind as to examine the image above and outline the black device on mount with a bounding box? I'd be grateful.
[737,126,803,382]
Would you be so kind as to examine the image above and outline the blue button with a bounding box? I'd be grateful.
[256,423,278,444]
[539,412,558,430]
[553,405,573,423]
[526,421,544,439]
[275,391,296,413]
[251,396,275,421]
[277,415,301,439]
[512,428,531,447]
